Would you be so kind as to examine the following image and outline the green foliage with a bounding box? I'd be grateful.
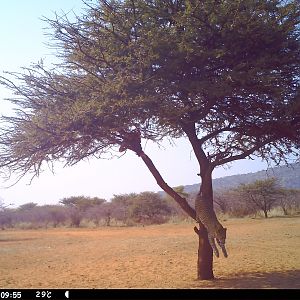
[110,193,138,207]
[18,202,38,211]
[0,0,299,180]
[110,192,172,225]
[59,196,105,211]
[128,191,172,224]
[110,193,138,223]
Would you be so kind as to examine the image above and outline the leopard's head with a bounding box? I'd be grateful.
[216,226,228,258]
[216,225,226,243]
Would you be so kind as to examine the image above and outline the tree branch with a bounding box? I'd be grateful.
[213,138,273,167]
[139,150,197,220]
[181,122,212,175]
[198,126,232,144]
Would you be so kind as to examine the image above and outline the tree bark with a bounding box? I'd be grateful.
[194,225,214,279]
[197,167,215,279]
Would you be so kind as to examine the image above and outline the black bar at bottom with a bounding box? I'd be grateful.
[0,288,297,300]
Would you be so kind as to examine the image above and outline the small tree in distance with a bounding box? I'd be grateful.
[18,202,38,211]
[0,0,299,280]
[129,191,172,225]
[110,193,138,225]
[236,178,281,218]
[60,196,105,227]
[277,188,300,216]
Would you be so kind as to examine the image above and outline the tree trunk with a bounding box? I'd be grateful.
[263,210,268,218]
[282,206,288,216]
[280,199,289,215]
[194,225,214,279]
[106,214,111,226]
[181,123,216,279]
[197,168,215,279]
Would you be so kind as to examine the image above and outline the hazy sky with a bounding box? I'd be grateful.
[0,1,271,207]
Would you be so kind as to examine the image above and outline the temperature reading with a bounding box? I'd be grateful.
[36,291,52,298]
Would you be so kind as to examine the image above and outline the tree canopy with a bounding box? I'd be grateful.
[60,196,106,211]
[0,0,299,181]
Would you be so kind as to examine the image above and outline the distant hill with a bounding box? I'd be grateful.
[183,163,300,195]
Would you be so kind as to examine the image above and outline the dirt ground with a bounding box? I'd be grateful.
[0,216,299,288]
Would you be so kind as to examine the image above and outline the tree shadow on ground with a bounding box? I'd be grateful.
[191,270,300,288]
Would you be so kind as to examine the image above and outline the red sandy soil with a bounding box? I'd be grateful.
[0,216,299,288]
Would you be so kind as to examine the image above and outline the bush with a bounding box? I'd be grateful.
[128,192,172,225]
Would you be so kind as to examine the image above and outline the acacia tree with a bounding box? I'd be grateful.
[236,178,281,218]
[129,191,172,224]
[275,187,300,215]
[60,196,105,227]
[110,193,139,225]
[0,0,299,280]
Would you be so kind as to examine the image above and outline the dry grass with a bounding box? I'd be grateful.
[0,216,299,288]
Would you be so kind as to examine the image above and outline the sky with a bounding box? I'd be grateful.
[0,1,272,207]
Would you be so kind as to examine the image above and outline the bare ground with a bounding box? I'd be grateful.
[0,216,299,288]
